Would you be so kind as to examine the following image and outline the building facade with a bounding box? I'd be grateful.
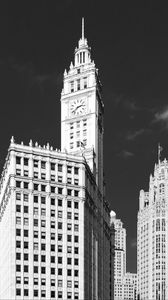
[0,20,114,300]
[137,159,168,300]
[111,211,137,300]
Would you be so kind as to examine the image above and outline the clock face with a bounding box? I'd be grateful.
[70,99,86,116]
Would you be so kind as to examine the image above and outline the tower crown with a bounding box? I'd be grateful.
[74,18,91,66]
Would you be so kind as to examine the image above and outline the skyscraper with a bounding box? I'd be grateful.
[111,211,137,300]
[0,20,114,300]
[137,158,168,300]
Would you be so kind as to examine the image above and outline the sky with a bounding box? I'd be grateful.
[1,1,168,272]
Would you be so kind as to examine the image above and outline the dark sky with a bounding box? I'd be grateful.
[1,1,168,273]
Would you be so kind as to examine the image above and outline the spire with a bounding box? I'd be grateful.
[158,143,163,163]
[82,17,84,40]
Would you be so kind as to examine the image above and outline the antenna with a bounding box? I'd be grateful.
[82,17,84,39]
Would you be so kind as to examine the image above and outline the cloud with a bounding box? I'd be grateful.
[112,94,140,112]
[117,150,134,159]
[125,129,145,141]
[130,238,137,248]
[154,106,168,128]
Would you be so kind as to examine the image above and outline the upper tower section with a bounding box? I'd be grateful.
[61,18,104,193]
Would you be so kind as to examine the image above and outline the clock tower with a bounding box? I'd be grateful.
[61,18,104,193]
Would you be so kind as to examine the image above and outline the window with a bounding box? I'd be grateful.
[16,205,21,213]
[24,242,28,249]
[58,199,62,206]
[34,172,38,178]
[24,229,28,237]
[70,81,74,92]
[34,207,38,215]
[41,278,46,285]
[74,247,78,254]
[34,290,38,296]
[34,243,38,250]
[51,232,55,240]
[16,228,21,236]
[77,79,80,90]
[77,141,80,148]
[51,174,55,181]
[67,177,72,184]
[74,292,79,299]
[24,182,29,189]
[16,252,21,260]
[51,186,55,193]
[16,276,21,284]
[41,267,46,274]
[67,223,72,230]
[84,77,87,88]
[16,181,21,188]
[74,281,79,288]
[67,200,71,208]
[58,256,62,264]
[16,169,21,175]
[58,291,62,299]
[34,219,38,227]
[16,289,21,296]
[16,193,21,200]
[41,208,46,216]
[16,156,21,164]
[74,258,79,265]
[24,206,28,214]
[74,224,79,232]
[34,278,38,285]
[74,190,79,197]
[67,235,72,242]
[41,220,46,227]
[41,161,46,169]
[58,164,63,172]
[34,230,38,238]
[16,264,21,272]
[16,241,21,248]
[58,187,63,194]
[24,289,29,296]
[74,202,79,209]
[58,222,62,230]
[74,270,79,277]
[41,290,46,297]
[58,268,62,275]
[24,170,28,177]
[16,217,21,224]
[34,184,38,191]
[74,179,79,185]
[58,233,62,241]
[41,232,46,239]
[58,245,62,252]
[51,291,56,298]
[34,160,38,167]
[51,210,55,217]
[41,184,46,192]
[34,266,38,273]
[58,211,62,218]
[51,221,55,229]
[51,198,55,205]
[51,162,55,170]
[41,173,46,180]
[24,218,29,225]
[24,265,28,273]
[67,189,72,196]
[67,280,72,288]
[70,123,74,130]
[34,195,38,203]
[67,166,72,174]
[51,244,55,251]
[41,244,46,251]
[67,292,72,299]
[67,212,72,219]
[67,269,72,276]
[74,236,79,243]
[58,280,62,287]
[41,196,46,204]
[51,279,55,286]
[67,257,72,264]
[41,255,46,262]
[24,194,28,202]
[51,256,55,263]
[34,254,38,262]
[67,246,72,253]
[58,176,62,183]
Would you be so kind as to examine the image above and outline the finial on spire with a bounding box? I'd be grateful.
[82,17,84,40]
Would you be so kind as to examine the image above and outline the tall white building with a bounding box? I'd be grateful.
[0,20,114,300]
[137,158,168,300]
[111,211,137,300]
